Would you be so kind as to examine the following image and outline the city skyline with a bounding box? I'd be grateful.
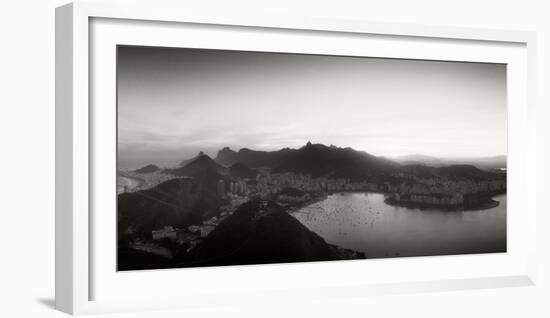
[117,46,507,170]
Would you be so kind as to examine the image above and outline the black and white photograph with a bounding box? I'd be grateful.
[116,45,507,271]
[3,0,547,316]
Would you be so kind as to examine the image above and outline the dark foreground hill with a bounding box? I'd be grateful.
[118,170,227,238]
[119,199,364,270]
[188,200,364,267]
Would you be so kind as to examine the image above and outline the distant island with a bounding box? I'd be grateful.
[117,142,506,270]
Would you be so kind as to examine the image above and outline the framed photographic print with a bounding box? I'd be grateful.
[116,45,508,269]
[56,2,537,315]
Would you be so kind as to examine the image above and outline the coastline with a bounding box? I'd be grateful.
[284,193,328,213]
[285,190,505,212]
[384,195,502,211]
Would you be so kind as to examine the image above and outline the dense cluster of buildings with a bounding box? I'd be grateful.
[387,178,505,195]
[387,178,505,206]
[150,194,248,252]
[391,192,465,206]
[248,170,505,207]
[216,179,250,198]
[252,171,384,197]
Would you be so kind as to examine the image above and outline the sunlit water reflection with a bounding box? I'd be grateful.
[291,192,506,258]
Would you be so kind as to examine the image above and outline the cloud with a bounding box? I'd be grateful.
[117,46,507,169]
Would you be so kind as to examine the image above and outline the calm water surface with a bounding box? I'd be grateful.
[291,192,506,258]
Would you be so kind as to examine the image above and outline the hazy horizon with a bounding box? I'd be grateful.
[117,142,507,170]
[117,46,507,170]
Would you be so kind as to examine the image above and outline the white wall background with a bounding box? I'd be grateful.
[0,0,548,317]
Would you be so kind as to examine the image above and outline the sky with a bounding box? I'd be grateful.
[117,46,507,170]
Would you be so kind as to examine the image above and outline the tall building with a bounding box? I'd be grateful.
[217,179,226,197]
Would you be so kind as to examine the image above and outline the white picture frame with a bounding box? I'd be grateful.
[55,2,537,315]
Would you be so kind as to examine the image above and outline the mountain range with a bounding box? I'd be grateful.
[214,142,398,180]
[118,142,504,270]
[164,142,504,182]
[166,154,259,179]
